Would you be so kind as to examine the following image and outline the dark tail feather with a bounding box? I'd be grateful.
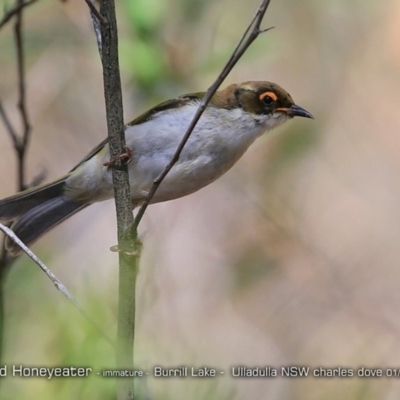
[6,197,87,254]
[0,176,68,220]
[0,176,88,254]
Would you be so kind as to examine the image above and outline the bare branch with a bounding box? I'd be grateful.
[14,6,30,151]
[0,223,115,348]
[0,0,37,30]
[14,0,31,191]
[134,0,273,228]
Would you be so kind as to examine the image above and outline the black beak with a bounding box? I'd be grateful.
[287,104,314,119]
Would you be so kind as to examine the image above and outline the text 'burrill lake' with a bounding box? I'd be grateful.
[154,367,218,377]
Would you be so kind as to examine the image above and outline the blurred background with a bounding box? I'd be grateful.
[0,0,400,398]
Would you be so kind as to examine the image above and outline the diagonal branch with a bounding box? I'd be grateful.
[0,223,115,348]
[133,0,273,228]
[0,0,37,31]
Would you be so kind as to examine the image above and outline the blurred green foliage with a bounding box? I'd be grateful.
[119,0,211,102]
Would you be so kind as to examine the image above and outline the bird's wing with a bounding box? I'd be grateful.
[126,93,204,126]
[70,93,204,172]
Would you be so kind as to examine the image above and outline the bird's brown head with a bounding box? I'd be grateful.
[213,81,313,121]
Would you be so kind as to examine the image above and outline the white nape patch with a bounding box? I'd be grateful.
[240,83,259,91]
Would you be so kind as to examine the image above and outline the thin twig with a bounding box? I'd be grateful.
[133,0,273,229]
[84,0,104,24]
[0,0,37,30]
[0,223,115,348]
[15,2,30,150]
[14,0,31,191]
[84,0,103,55]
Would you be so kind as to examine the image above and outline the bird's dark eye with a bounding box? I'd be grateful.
[259,91,277,107]
[261,95,274,105]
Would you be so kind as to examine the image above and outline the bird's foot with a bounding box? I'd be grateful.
[103,146,132,167]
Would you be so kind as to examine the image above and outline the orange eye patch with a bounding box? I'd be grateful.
[259,91,278,102]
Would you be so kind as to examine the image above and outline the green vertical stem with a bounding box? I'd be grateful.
[99,1,139,399]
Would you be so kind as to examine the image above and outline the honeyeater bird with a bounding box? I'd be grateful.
[0,81,313,254]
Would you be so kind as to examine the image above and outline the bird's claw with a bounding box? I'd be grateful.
[103,146,132,167]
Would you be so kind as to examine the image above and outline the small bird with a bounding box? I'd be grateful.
[0,81,313,253]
